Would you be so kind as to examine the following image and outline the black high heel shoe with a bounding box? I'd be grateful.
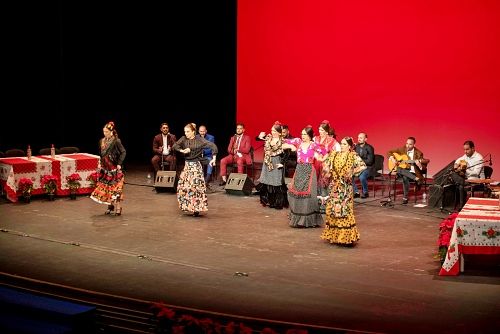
[114,208,122,216]
[105,205,114,215]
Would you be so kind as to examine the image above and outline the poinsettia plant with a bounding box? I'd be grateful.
[66,173,82,191]
[40,174,59,195]
[18,178,34,197]
[434,213,458,260]
[149,302,307,334]
[86,171,100,187]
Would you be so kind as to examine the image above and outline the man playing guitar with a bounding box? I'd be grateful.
[450,140,484,210]
[387,137,429,205]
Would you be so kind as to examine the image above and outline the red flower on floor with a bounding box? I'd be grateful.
[435,214,458,259]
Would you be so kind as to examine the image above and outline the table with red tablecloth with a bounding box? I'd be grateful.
[439,197,500,276]
[0,153,100,202]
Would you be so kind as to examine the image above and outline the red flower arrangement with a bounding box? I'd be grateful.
[18,178,34,197]
[40,175,59,195]
[149,302,308,334]
[66,173,82,191]
[86,171,100,187]
[435,213,458,260]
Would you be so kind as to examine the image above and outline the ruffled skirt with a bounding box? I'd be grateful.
[287,163,323,227]
[177,161,208,213]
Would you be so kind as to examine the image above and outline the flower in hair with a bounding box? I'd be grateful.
[109,121,114,127]
[307,124,312,128]
[274,121,281,125]
[322,120,330,125]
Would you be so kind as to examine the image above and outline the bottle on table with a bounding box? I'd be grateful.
[50,144,55,158]
[27,145,32,160]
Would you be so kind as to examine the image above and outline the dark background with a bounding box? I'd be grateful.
[3,1,237,164]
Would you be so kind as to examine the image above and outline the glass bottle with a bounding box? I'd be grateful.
[27,145,32,160]
[50,144,55,158]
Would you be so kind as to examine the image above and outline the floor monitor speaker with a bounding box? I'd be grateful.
[428,184,456,208]
[155,171,177,192]
[225,173,254,196]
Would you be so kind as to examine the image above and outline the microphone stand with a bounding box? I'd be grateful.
[380,170,394,207]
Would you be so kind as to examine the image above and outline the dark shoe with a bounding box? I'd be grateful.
[105,205,114,215]
[361,193,369,199]
[193,212,199,217]
[402,198,408,205]
[114,208,122,216]
[218,181,226,186]
[354,193,360,198]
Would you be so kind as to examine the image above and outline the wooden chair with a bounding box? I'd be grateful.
[5,149,26,157]
[59,147,80,154]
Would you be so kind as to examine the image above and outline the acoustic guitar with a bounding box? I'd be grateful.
[454,159,467,178]
[388,152,427,180]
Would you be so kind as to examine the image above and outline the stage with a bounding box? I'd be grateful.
[0,162,499,334]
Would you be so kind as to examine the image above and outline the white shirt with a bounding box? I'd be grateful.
[162,134,169,155]
[407,150,415,173]
[455,151,484,179]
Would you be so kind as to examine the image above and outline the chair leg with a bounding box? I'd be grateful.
[372,176,375,197]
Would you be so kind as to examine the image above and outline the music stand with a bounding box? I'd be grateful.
[380,170,394,207]
[427,160,456,214]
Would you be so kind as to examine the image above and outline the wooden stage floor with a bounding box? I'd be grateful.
[0,162,499,334]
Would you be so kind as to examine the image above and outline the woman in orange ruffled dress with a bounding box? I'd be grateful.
[321,136,366,246]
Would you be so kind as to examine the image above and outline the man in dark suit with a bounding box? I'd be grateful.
[353,132,374,199]
[219,123,252,186]
[151,123,177,175]
[197,125,215,186]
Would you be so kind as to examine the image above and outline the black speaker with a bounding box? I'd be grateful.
[225,173,254,196]
[154,171,178,192]
[428,184,456,208]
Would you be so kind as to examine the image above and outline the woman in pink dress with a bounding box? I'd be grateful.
[286,126,326,227]
[313,120,340,213]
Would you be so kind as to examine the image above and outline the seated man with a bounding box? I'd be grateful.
[151,123,177,175]
[387,137,429,205]
[450,140,484,210]
[219,123,252,186]
[282,125,297,177]
[197,125,215,186]
[352,132,374,199]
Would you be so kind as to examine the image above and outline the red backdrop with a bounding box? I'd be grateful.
[237,0,499,176]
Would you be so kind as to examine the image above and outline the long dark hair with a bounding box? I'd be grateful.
[303,126,314,140]
[343,136,354,149]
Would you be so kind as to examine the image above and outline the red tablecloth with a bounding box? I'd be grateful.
[439,197,500,275]
[0,153,100,202]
